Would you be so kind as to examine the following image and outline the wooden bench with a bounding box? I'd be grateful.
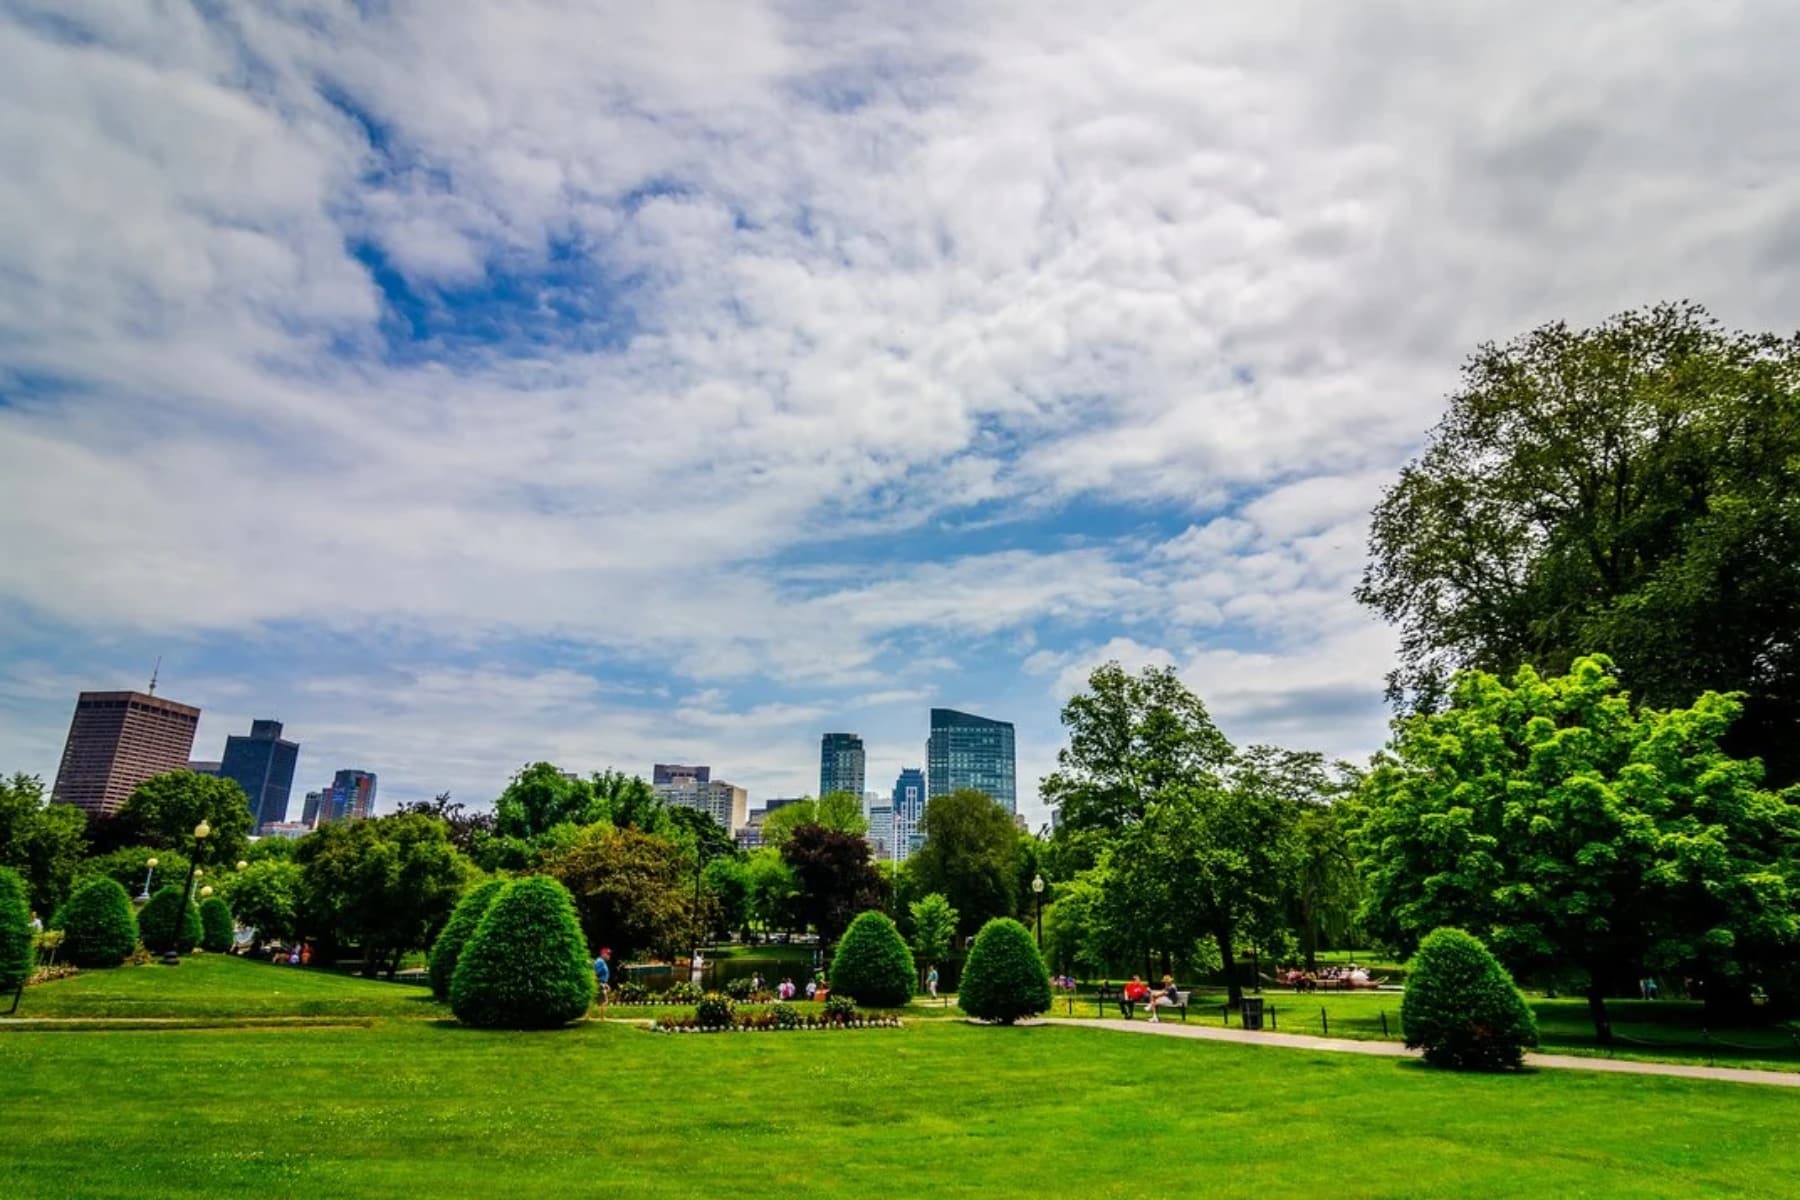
[1094,984,1190,1021]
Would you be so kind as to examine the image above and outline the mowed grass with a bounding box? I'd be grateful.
[4,1018,1799,1198]
[4,954,446,1020]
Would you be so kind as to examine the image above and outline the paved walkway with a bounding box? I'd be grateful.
[1072,1017,1800,1088]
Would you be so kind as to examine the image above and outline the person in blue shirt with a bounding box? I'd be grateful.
[593,948,611,1015]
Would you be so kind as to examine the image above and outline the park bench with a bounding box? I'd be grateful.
[1094,984,1190,1022]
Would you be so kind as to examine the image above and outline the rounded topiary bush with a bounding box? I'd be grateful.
[199,897,235,953]
[695,992,736,1028]
[56,878,137,967]
[138,885,203,955]
[958,917,1050,1025]
[0,867,33,993]
[1402,927,1539,1070]
[829,910,916,1007]
[428,878,507,1000]
[450,877,594,1029]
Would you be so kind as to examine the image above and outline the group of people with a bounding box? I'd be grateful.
[772,971,831,1002]
[1277,964,1373,990]
[268,943,312,967]
[1120,974,1182,1022]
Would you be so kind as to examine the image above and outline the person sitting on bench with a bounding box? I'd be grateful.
[1121,976,1150,1016]
[1146,975,1179,1023]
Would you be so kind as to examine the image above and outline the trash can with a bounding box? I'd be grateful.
[1241,996,1265,1031]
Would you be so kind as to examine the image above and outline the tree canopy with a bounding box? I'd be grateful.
[119,770,253,864]
[909,789,1021,937]
[1349,655,1800,1040]
[295,812,473,976]
[0,773,87,915]
[1358,302,1800,784]
[544,825,693,962]
[780,824,884,942]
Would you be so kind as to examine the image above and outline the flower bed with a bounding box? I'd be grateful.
[648,1008,904,1034]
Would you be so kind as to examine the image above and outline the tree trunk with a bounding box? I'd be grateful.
[1586,984,1613,1044]
[1301,900,1318,972]
[1217,930,1242,1009]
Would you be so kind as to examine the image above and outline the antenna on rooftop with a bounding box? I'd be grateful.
[148,656,161,696]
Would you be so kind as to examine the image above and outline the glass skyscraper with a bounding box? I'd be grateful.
[926,708,1016,814]
[220,719,299,831]
[819,732,865,799]
[891,767,926,862]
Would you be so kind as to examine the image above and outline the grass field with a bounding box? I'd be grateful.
[5,1004,1799,1198]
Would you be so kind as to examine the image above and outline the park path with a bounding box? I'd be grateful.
[1072,1017,1800,1089]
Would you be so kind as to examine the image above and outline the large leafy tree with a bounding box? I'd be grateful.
[761,792,867,848]
[1358,302,1800,783]
[908,892,959,966]
[744,847,799,934]
[1350,655,1800,1041]
[222,858,302,944]
[544,825,693,962]
[393,792,494,854]
[0,773,87,915]
[590,769,666,833]
[492,763,598,841]
[119,770,253,864]
[295,813,474,976]
[780,824,885,943]
[908,789,1021,937]
[1040,663,1235,864]
[1107,748,1305,1007]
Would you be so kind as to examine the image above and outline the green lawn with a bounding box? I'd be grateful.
[3,954,445,1020]
[4,1012,1798,1198]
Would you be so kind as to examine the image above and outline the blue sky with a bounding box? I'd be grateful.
[3,2,1799,823]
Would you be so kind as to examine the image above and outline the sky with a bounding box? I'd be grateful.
[3,2,1799,826]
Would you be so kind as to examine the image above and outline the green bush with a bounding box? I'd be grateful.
[450,877,594,1029]
[614,980,647,1004]
[54,878,137,967]
[822,994,857,1024]
[428,879,508,1000]
[1402,927,1539,1070]
[0,867,33,993]
[769,1001,801,1029]
[958,917,1050,1025]
[695,992,736,1028]
[723,976,754,1001]
[663,980,703,1004]
[829,910,916,1007]
[199,897,235,953]
[137,885,202,954]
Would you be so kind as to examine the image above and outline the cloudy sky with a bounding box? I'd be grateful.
[3,2,1797,823]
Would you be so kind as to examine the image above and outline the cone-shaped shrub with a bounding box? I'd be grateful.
[1402,927,1539,1070]
[429,879,508,999]
[0,867,33,992]
[958,917,1050,1025]
[138,885,203,954]
[450,877,594,1028]
[56,878,137,967]
[199,897,235,953]
[830,910,916,1007]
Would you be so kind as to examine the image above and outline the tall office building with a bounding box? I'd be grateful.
[220,719,300,831]
[52,690,201,817]
[186,760,221,775]
[322,769,377,823]
[654,763,710,785]
[891,767,926,863]
[926,708,1016,814]
[819,732,865,799]
[301,790,325,827]
[867,804,894,859]
[654,775,748,831]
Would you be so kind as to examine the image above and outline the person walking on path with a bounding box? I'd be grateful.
[593,948,611,1016]
[926,965,939,999]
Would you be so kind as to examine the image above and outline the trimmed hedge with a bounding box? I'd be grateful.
[55,878,137,967]
[695,992,736,1028]
[139,886,202,954]
[199,897,235,953]
[428,878,508,1000]
[0,867,32,992]
[829,910,916,1008]
[450,877,595,1029]
[1401,927,1539,1071]
[958,917,1050,1025]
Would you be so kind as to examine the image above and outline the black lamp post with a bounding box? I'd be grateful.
[1031,874,1045,948]
[162,820,209,967]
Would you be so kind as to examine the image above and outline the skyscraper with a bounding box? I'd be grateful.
[654,763,710,785]
[51,690,200,817]
[926,708,1016,814]
[301,790,325,827]
[322,769,377,823]
[220,719,299,831]
[891,767,926,863]
[653,773,748,831]
[819,732,865,799]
